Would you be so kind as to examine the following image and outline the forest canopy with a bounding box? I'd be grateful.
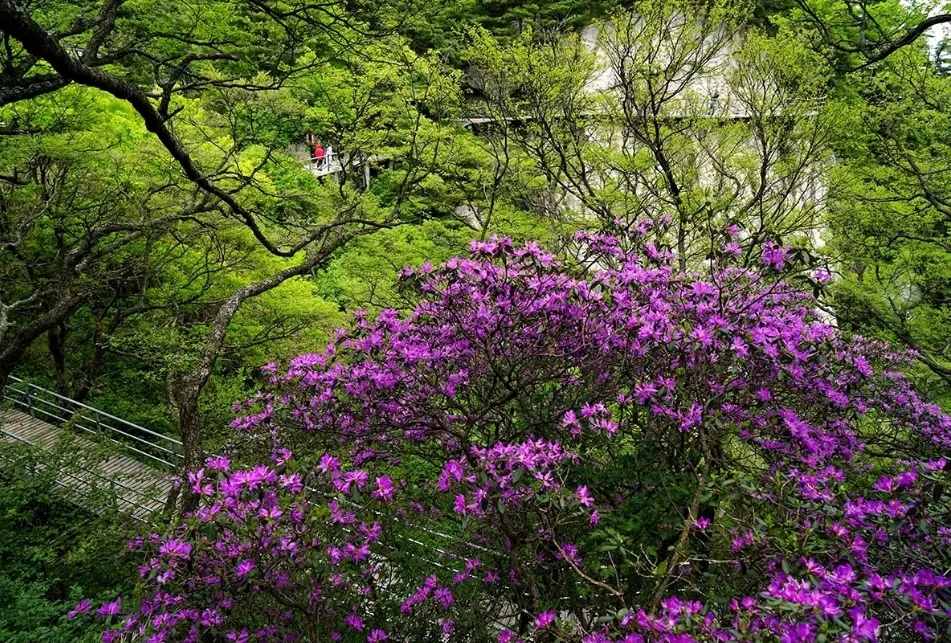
[0,0,949,641]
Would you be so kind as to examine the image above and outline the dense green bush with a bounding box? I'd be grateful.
[0,445,138,642]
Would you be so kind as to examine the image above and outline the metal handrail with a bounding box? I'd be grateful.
[0,378,550,615]
[8,393,182,457]
[0,427,166,524]
[307,152,385,178]
[0,379,541,620]
[3,376,183,469]
[6,376,181,445]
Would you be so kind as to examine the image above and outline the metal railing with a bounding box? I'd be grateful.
[0,428,167,523]
[2,376,183,470]
[307,152,379,178]
[3,375,556,614]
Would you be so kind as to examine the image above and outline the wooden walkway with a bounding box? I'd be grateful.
[0,407,172,521]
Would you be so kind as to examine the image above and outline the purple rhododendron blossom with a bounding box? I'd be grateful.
[67,599,92,620]
[96,599,121,617]
[535,610,557,629]
[761,241,790,270]
[78,236,950,642]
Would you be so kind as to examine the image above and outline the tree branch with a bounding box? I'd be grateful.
[0,0,301,257]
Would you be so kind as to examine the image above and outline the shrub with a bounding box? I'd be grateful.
[84,234,950,641]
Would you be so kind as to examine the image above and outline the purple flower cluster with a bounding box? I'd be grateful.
[82,449,403,642]
[80,235,950,641]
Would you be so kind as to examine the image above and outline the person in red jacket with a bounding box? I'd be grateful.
[312,140,325,165]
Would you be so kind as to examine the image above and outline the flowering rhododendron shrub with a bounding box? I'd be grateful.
[81,234,950,641]
[82,449,485,641]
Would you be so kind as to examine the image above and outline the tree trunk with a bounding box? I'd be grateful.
[677,212,688,272]
[166,239,351,518]
[170,378,205,515]
[47,323,68,395]
[0,363,11,398]
[0,364,9,437]
[72,318,107,403]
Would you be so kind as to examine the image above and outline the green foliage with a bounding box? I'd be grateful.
[398,0,622,54]
[776,0,936,69]
[462,2,839,266]
[825,48,951,405]
[0,445,136,642]
[474,0,622,36]
[1,0,948,636]
[314,200,569,312]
